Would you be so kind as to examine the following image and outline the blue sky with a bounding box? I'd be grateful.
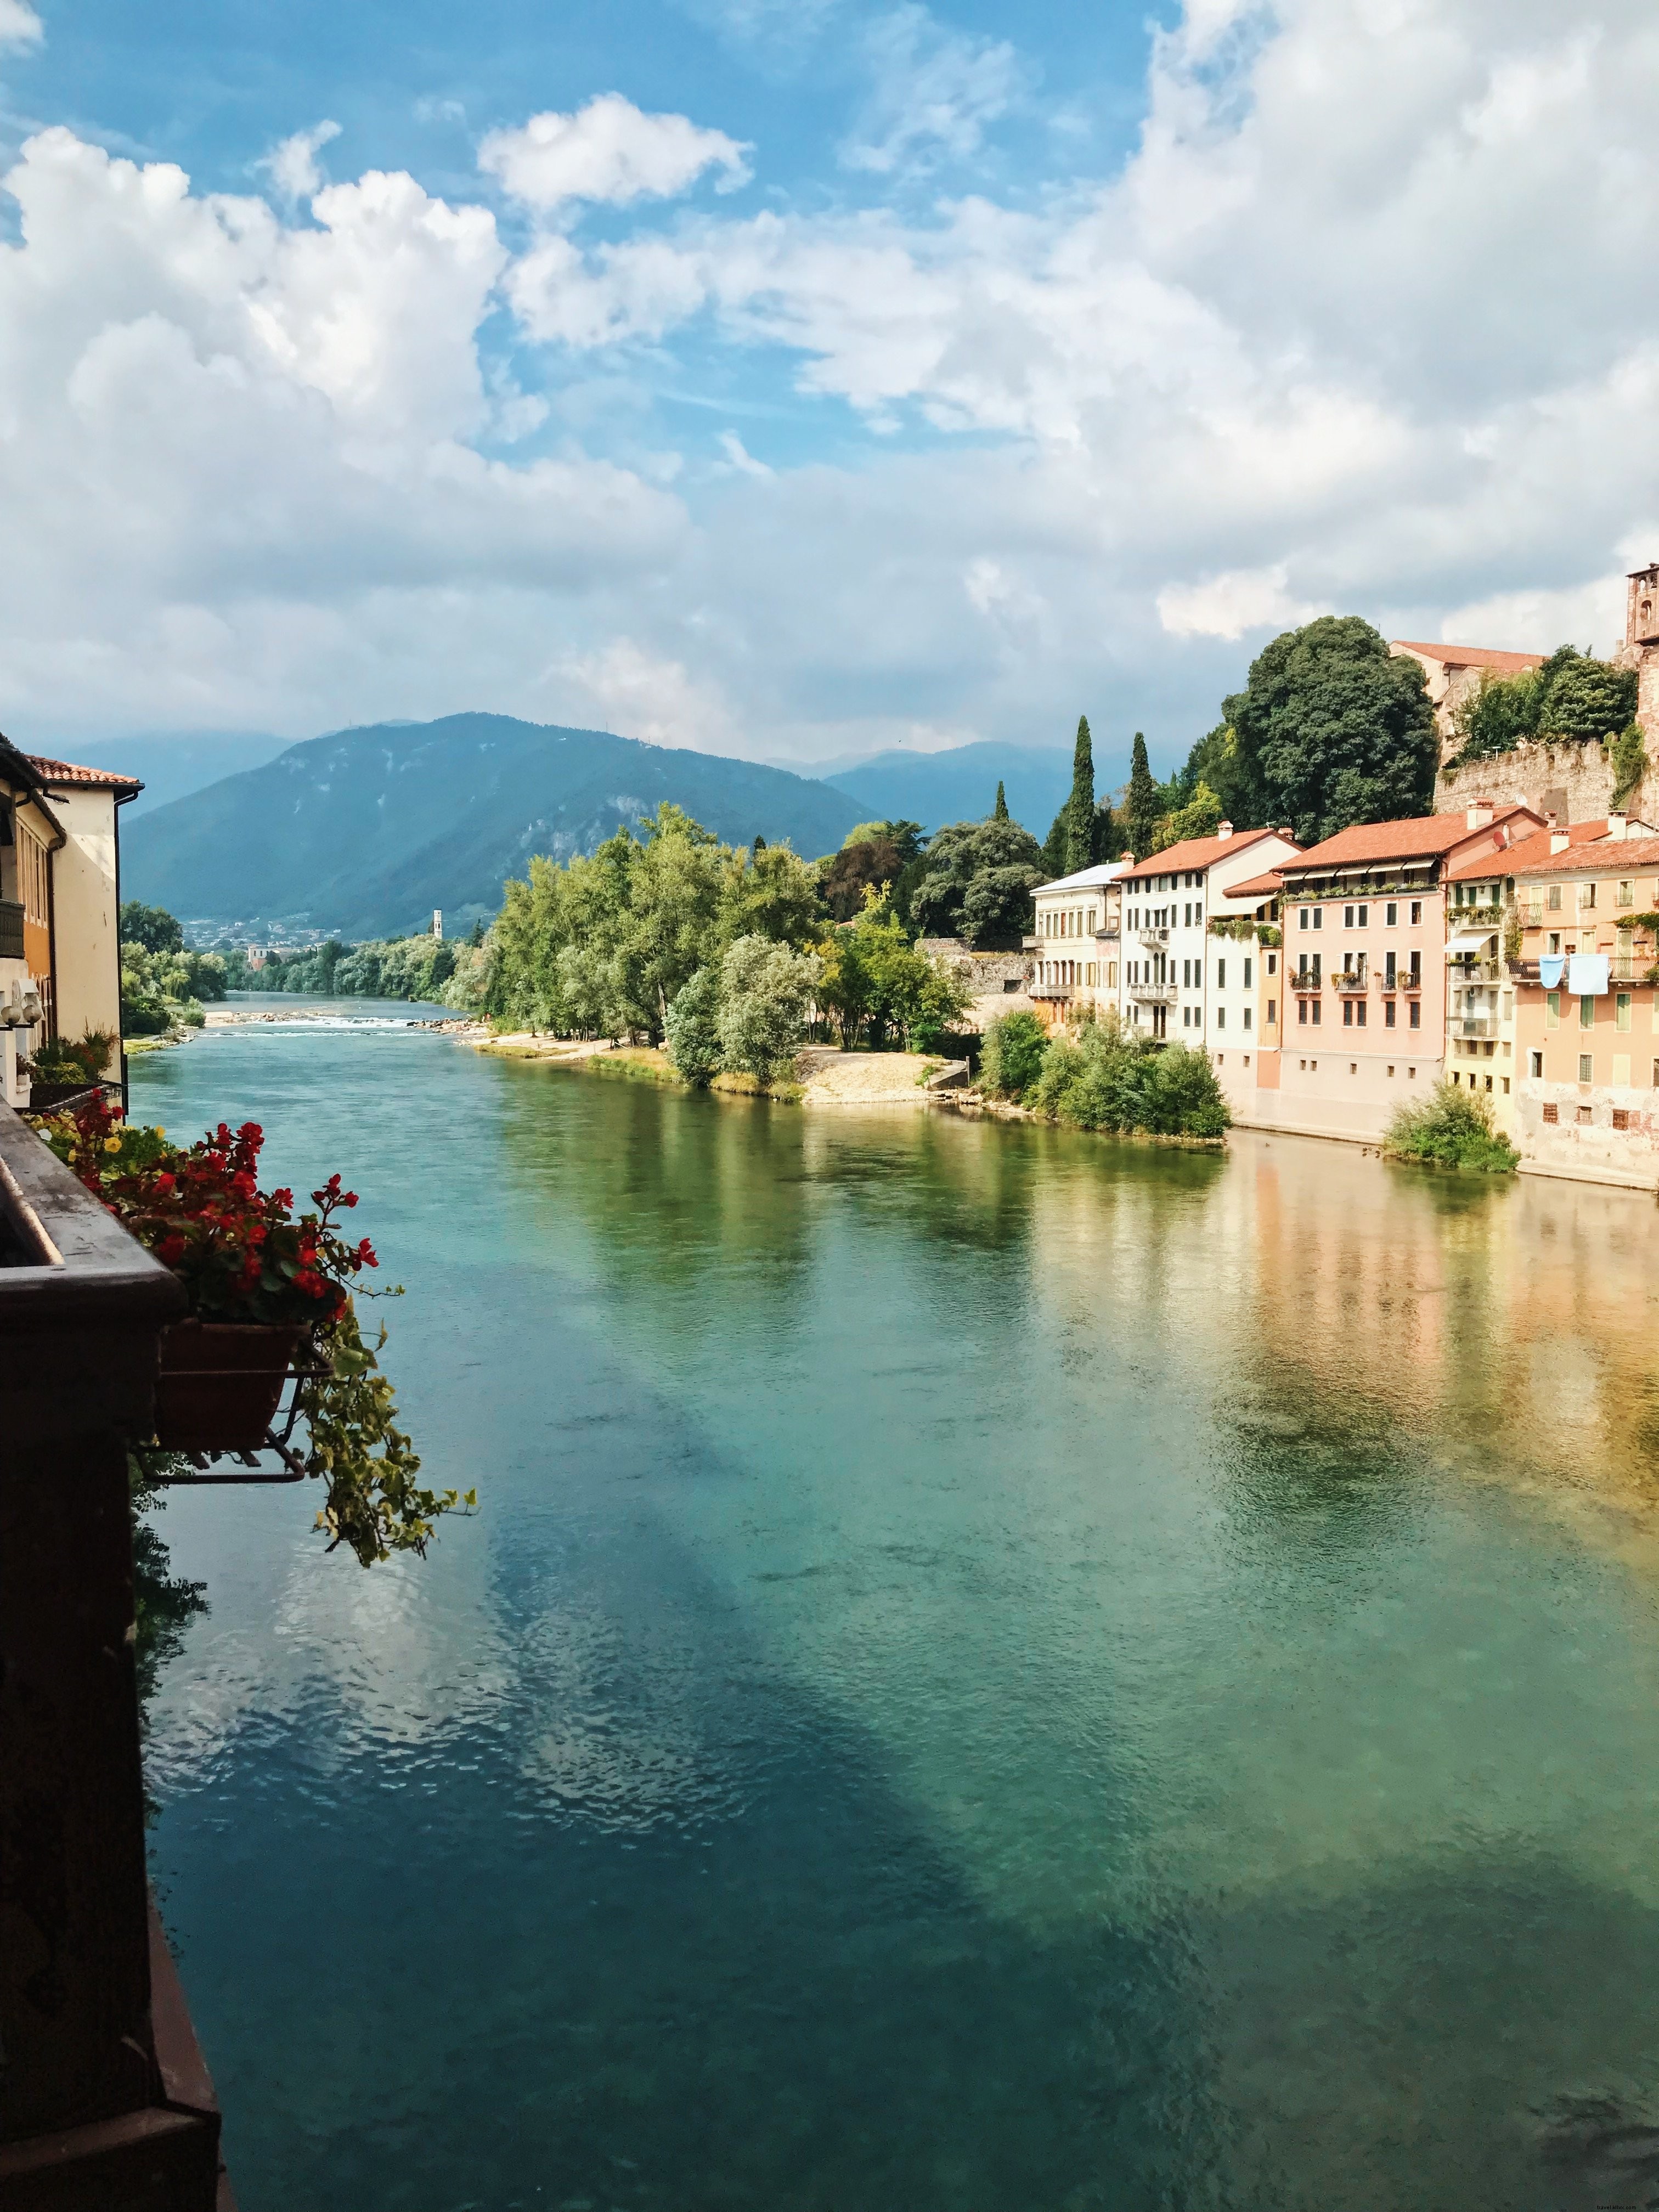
[0,0,1654,781]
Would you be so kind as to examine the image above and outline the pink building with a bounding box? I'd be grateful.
[1237,803,1544,1143]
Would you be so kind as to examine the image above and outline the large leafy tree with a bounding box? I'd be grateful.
[909,819,1046,949]
[1224,616,1437,845]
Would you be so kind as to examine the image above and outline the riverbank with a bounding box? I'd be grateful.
[476,1032,956,1107]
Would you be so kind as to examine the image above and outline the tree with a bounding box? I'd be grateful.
[1063,715,1097,874]
[821,833,906,923]
[716,935,822,1084]
[1224,616,1437,846]
[664,966,723,1085]
[815,900,970,1049]
[120,900,184,955]
[1538,655,1638,741]
[1124,732,1161,860]
[909,819,1046,948]
[979,1009,1047,1098]
[993,781,1009,822]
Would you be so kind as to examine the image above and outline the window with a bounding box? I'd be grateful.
[1546,991,1560,1028]
[1240,956,1251,989]
[1578,1104,1593,1124]
[1410,900,1423,924]
[1580,994,1595,1029]
[1086,964,1097,986]
[1543,1102,1559,1124]
[1547,885,1562,912]
[1356,1001,1366,1027]
[1502,1077,1510,1093]
[1358,904,1369,927]
[1619,880,1634,908]
[1299,907,1310,930]
[1350,1062,1358,1074]
[1580,882,1596,910]
[1408,1001,1420,1029]
[1344,904,1354,927]
[1385,999,1396,1028]
[1579,1053,1594,1082]
[1618,992,1633,1032]
[1343,998,1354,1027]
[1386,901,1397,926]
[1313,907,1323,929]
[1216,958,1226,988]
[1312,1000,1322,1026]
[1243,1008,1252,1030]
[1267,998,1277,1026]
[1613,1108,1632,1131]
[1408,1065,1416,1079]
[1387,1064,1395,1077]
[1529,1050,1543,1077]
[1298,998,1308,1025]
[1216,1007,1226,1028]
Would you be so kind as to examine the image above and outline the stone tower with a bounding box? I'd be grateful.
[1616,562,1659,744]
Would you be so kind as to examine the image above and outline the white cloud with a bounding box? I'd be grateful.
[478,93,751,210]
[1158,563,1328,641]
[841,4,1031,176]
[259,119,341,203]
[716,428,771,477]
[0,0,42,52]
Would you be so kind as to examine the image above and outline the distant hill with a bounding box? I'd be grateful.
[816,741,1124,837]
[57,731,291,817]
[124,714,866,939]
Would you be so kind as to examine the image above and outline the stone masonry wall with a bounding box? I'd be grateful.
[1436,738,1659,828]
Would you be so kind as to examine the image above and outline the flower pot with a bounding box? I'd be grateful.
[154,1320,304,1451]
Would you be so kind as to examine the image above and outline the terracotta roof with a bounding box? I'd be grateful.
[1118,826,1285,882]
[1444,819,1611,880]
[26,753,143,792]
[1281,806,1539,873]
[1513,833,1659,877]
[1391,640,1548,675]
[1223,868,1285,900]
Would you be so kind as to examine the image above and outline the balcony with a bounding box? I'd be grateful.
[1452,1017,1496,1039]
[1392,969,1424,991]
[1094,924,1120,941]
[0,898,22,962]
[1289,972,1322,993]
[1021,934,1037,950]
[1138,925,1170,948]
[1333,967,1369,992]
[1611,956,1656,983]
[1446,957,1503,984]
[1029,983,1073,1002]
[1128,978,1178,1003]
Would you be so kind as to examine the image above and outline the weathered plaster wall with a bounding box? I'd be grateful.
[1436,740,1657,828]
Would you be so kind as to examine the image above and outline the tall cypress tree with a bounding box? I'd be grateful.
[1125,730,1159,860]
[993,781,1009,822]
[1064,715,1095,873]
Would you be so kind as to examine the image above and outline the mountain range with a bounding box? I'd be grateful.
[117,715,1114,940]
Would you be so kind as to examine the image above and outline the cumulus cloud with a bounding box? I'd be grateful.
[7,0,1659,770]
[259,119,341,202]
[0,0,42,52]
[478,93,751,210]
[840,4,1032,176]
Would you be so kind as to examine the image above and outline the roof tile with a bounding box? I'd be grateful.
[1280,806,1539,873]
[25,753,143,791]
[1118,826,1286,882]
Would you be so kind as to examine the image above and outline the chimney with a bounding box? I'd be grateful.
[1466,799,1494,829]
[1121,850,1136,866]
[1550,832,1570,854]
[1609,810,1629,841]
[1217,821,1234,839]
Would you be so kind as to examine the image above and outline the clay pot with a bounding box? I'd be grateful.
[153,1320,304,1451]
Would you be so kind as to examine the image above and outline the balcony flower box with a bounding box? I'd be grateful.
[154,1319,304,1451]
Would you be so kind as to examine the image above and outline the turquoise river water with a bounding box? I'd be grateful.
[131,1007,1659,2212]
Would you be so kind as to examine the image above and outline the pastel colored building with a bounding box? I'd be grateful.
[1028,861,1127,1025]
[1240,804,1544,1143]
[0,737,142,1104]
[1511,818,1659,1189]
[1208,865,1288,1118]
[1114,824,1302,1045]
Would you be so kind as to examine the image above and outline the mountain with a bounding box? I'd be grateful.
[43,731,290,816]
[123,713,866,939]
[815,741,1123,837]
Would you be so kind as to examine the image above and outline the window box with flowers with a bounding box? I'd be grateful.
[33,1093,473,1565]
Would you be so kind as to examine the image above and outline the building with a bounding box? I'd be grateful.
[1208,865,1288,1116]
[1390,640,1548,752]
[0,737,142,1103]
[1114,824,1303,1045]
[1028,861,1128,1025]
[1510,817,1659,1189]
[917,940,1039,1031]
[1240,802,1545,1143]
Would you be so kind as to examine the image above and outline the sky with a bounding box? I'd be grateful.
[1,0,1656,777]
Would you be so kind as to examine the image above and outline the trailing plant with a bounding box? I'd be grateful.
[34,1091,472,1563]
[1383,1079,1518,1174]
[1610,721,1649,811]
[1255,925,1282,949]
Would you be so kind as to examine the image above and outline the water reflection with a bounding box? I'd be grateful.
[132,1034,1659,2212]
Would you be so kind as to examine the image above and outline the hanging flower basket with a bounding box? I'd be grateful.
[154,1319,305,1451]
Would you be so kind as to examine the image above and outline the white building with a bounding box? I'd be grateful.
[1114,824,1304,1045]
[1028,861,1129,1024]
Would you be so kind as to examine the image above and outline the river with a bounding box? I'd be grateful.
[131,1006,1659,2212]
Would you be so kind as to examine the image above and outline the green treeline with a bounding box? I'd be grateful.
[979,1007,1229,1139]
[119,901,228,1035]
[223,932,484,1004]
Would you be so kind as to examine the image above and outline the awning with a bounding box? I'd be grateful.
[1444,929,1497,956]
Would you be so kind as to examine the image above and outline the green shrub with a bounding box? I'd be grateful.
[1384,1079,1518,1173]
[1028,1011,1230,1138]
[979,1009,1048,1098]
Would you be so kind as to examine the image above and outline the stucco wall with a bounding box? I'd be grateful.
[46,786,122,1058]
[1514,1079,1659,1190]
[1233,1048,1443,1143]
